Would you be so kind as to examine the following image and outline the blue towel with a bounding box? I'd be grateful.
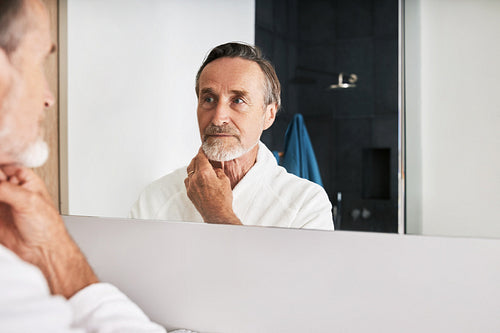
[275,114,323,187]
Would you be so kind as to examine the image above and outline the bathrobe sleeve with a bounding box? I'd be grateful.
[0,245,165,333]
[69,283,166,332]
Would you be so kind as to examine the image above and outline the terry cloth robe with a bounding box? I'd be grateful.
[279,113,323,187]
[0,244,165,332]
[130,141,334,231]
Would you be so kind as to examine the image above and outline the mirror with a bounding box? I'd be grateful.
[62,0,400,233]
[61,0,500,239]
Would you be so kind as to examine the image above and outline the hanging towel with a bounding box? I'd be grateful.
[278,113,323,187]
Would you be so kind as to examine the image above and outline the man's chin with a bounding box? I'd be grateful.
[16,139,49,168]
[202,141,245,162]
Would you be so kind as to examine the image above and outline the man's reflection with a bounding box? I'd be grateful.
[130,42,333,231]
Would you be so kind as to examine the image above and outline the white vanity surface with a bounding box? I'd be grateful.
[65,215,500,333]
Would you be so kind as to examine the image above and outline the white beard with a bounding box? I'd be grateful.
[16,137,49,168]
[202,138,257,162]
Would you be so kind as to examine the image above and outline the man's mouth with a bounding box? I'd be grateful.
[205,134,237,140]
[204,125,240,142]
[204,134,240,143]
[207,134,234,137]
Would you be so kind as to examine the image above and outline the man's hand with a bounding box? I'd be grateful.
[184,150,242,225]
[0,165,98,298]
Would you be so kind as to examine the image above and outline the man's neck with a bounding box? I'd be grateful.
[210,144,259,189]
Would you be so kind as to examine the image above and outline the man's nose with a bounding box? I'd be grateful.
[211,102,230,126]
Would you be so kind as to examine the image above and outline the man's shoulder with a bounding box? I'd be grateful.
[249,144,327,199]
[272,165,325,194]
[249,163,331,214]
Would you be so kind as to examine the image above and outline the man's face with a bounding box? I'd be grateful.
[0,0,55,167]
[197,57,277,162]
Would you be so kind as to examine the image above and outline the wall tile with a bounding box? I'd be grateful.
[304,114,336,198]
[274,0,289,35]
[255,27,274,60]
[374,0,398,38]
[371,115,398,200]
[374,38,398,115]
[335,117,372,194]
[298,0,335,44]
[255,0,274,31]
[335,39,374,118]
[336,0,373,39]
[298,44,336,73]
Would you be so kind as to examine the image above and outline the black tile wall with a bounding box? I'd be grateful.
[374,38,398,115]
[336,0,373,39]
[274,0,290,35]
[334,38,374,118]
[296,70,338,116]
[304,114,336,198]
[371,115,398,200]
[255,0,274,30]
[255,27,274,60]
[298,0,336,44]
[298,44,336,73]
[374,0,399,38]
[257,0,399,233]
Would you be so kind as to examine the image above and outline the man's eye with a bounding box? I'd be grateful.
[204,97,215,103]
[233,97,244,104]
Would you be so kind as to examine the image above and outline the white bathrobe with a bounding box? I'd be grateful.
[130,142,334,231]
[0,244,165,332]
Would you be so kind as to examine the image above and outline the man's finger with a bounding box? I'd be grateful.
[186,156,195,173]
[0,181,32,208]
[8,176,20,185]
[0,170,6,181]
[1,164,23,177]
[2,165,36,186]
[1,165,51,201]
[192,148,214,173]
[214,168,226,178]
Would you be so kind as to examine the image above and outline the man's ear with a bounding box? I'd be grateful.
[263,103,278,130]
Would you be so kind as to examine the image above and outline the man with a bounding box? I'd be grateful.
[131,43,334,231]
[0,0,167,331]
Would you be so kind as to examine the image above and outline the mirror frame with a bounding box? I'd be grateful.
[398,0,406,234]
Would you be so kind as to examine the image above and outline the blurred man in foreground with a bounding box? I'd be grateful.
[0,0,167,331]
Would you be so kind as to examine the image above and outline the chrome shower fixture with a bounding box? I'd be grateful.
[329,73,358,89]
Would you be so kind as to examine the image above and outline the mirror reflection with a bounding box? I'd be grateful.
[64,0,398,232]
[129,42,335,231]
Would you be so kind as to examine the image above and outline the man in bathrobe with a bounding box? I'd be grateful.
[131,43,334,231]
[0,0,166,331]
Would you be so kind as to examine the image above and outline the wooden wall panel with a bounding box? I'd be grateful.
[34,0,60,209]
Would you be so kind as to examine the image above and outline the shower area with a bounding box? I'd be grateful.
[256,0,399,232]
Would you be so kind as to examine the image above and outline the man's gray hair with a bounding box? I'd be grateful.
[0,0,28,55]
[195,42,281,110]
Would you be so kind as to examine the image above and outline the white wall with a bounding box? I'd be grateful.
[406,0,500,238]
[66,215,500,332]
[65,0,255,217]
